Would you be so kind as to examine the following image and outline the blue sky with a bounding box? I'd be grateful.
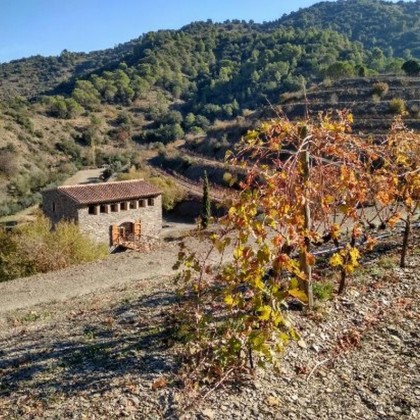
[0,0,413,63]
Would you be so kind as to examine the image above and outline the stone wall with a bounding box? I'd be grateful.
[41,190,79,224]
[77,195,162,245]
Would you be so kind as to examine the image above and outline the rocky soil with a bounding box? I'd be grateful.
[0,241,418,419]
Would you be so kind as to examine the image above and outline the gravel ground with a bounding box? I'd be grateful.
[0,244,418,419]
[62,168,105,185]
[0,223,205,314]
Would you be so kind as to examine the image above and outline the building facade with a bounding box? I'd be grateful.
[42,180,162,247]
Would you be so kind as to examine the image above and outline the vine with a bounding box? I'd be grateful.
[172,111,418,390]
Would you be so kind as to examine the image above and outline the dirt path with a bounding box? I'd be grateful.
[0,244,175,315]
[62,168,105,185]
[0,231,228,317]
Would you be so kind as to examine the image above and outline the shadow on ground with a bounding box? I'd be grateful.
[0,289,180,403]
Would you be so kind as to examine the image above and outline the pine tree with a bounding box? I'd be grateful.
[201,171,211,229]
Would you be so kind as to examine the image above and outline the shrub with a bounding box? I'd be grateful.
[313,282,334,301]
[372,82,389,97]
[402,59,420,76]
[389,98,406,114]
[371,94,381,104]
[148,176,186,211]
[0,152,19,177]
[325,61,354,80]
[0,217,108,281]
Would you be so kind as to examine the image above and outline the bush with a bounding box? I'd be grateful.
[402,59,420,76]
[0,217,108,281]
[389,98,406,114]
[372,82,389,97]
[0,152,19,177]
[313,282,334,301]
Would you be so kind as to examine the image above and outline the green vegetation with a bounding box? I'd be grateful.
[200,171,211,229]
[117,168,186,211]
[313,281,335,301]
[0,217,108,281]
[173,113,419,388]
[0,0,419,217]
[402,59,420,76]
[274,0,420,58]
[372,81,389,97]
[389,97,406,114]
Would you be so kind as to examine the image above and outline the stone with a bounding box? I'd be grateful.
[200,408,215,419]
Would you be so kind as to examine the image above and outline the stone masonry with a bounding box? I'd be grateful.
[78,196,162,244]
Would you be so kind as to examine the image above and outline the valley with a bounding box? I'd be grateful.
[0,1,419,418]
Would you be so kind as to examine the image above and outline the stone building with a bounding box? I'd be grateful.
[42,179,162,248]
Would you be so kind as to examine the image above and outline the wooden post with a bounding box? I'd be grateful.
[299,142,314,309]
[400,212,412,268]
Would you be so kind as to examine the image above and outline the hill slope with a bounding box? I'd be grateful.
[280,75,420,133]
[0,243,418,418]
[0,0,419,217]
[269,0,420,58]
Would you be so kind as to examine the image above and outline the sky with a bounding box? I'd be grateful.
[0,0,414,63]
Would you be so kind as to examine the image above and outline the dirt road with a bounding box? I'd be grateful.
[0,231,228,316]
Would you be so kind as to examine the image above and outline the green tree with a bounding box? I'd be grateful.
[325,61,354,80]
[402,59,420,76]
[200,171,211,229]
[72,80,101,110]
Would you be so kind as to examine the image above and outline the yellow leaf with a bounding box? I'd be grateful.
[289,288,308,303]
[349,247,360,265]
[329,253,344,267]
[224,294,235,306]
[228,206,236,217]
[258,305,272,321]
[325,195,335,204]
[233,246,242,260]
[331,224,341,240]
[254,277,265,290]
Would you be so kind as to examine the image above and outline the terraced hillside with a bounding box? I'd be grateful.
[280,76,420,133]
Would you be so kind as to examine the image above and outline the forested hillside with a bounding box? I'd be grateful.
[0,0,419,218]
[0,41,140,100]
[270,0,420,58]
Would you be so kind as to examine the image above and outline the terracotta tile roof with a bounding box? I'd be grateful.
[55,180,161,205]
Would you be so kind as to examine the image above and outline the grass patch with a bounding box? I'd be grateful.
[313,281,335,301]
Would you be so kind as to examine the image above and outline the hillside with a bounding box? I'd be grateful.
[270,0,420,58]
[279,75,420,133]
[0,0,419,218]
[0,238,418,418]
[0,40,141,100]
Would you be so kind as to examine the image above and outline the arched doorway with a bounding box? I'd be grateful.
[118,221,133,241]
[110,220,141,246]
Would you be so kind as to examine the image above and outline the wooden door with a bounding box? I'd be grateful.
[133,220,141,239]
[110,224,119,245]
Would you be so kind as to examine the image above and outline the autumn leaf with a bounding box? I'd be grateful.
[329,252,344,267]
[152,377,167,390]
[258,305,272,321]
[349,247,360,265]
[387,213,401,228]
[289,288,309,303]
[305,251,316,266]
[224,294,236,307]
[365,236,378,251]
